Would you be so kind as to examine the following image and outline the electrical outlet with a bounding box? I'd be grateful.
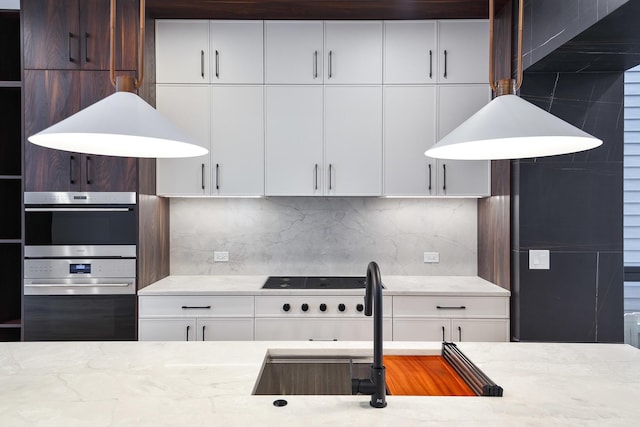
[214,251,229,262]
[529,250,550,270]
[423,252,440,263]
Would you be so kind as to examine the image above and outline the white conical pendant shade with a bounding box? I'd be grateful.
[425,94,602,160]
[28,91,208,158]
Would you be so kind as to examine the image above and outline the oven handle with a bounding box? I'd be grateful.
[25,283,132,288]
[25,208,132,212]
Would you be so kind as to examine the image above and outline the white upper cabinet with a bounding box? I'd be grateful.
[265,86,324,196]
[437,20,489,84]
[156,85,211,196]
[434,85,491,197]
[156,20,210,84]
[211,86,264,196]
[325,86,382,196]
[210,20,264,84]
[324,21,382,84]
[384,21,437,84]
[384,85,437,196]
[265,21,324,84]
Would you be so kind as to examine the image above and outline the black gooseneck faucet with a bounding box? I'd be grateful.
[352,261,387,408]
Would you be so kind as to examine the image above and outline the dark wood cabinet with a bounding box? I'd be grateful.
[24,70,137,192]
[23,0,138,71]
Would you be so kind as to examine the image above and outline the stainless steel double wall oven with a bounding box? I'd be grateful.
[23,192,137,341]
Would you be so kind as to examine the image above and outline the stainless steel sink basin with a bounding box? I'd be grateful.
[253,355,373,395]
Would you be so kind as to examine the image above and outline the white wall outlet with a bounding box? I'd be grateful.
[214,251,229,262]
[423,252,440,263]
[529,250,550,270]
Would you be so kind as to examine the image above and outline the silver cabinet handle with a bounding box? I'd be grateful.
[25,283,131,288]
[442,164,447,192]
[215,163,220,190]
[186,325,190,341]
[313,50,318,78]
[429,50,432,78]
[200,50,205,78]
[328,50,333,79]
[428,163,432,191]
[201,163,205,190]
[215,50,219,78]
[314,164,319,190]
[26,208,130,212]
[443,49,448,78]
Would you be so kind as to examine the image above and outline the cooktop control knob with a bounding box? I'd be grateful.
[282,303,291,312]
[356,303,364,312]
[319,303,327,312]
[301,303,309,312]
[338,303,346,312]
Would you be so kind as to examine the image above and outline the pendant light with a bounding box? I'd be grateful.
[424,0,602,160]
[27,0,208,158]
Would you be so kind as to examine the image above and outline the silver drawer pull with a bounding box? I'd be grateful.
[26,283,130,287]
[181,305,212,310]
[436,305,466,310]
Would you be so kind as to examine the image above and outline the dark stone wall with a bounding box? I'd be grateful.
[510,0,632,344]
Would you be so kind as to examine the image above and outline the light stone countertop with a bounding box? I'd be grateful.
[138,275,510,296]
[1,340,639,426]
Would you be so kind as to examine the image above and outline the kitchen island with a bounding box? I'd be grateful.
[1,340,639,426]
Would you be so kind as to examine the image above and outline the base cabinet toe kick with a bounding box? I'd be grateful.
[138,292,509,342]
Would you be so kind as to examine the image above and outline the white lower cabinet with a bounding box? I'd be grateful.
[138,295,254,341]
[392,295,509,342]
[254,318,393,341]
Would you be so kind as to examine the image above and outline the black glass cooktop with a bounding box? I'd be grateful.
[262,276,369,290]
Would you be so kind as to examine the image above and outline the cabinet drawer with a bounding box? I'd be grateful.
[254,318,392,341]
[393,296,508,317]
[139,295,254,317]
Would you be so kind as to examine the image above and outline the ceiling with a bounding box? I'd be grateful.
[146,0,511,20]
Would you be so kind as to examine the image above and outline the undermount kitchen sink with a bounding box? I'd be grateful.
[253,355,375,395]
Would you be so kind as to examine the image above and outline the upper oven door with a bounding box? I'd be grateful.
[24,192,137,255]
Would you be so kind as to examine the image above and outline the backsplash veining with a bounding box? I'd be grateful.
[170,197,477,276]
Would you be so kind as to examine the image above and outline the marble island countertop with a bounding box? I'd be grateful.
[138,275,510,296]
[1,340,639,426]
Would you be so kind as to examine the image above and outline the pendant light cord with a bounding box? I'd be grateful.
[489,0,523,93]
[110,0,145,90]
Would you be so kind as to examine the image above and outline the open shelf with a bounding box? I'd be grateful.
[0,244,22,327]
[0,86,21,176]
[0,11,21,82]
[0,180,21,240]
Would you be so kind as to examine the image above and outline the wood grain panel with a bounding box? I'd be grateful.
[146,0,510,20]
[477,1,512,292]
[384,355,476,396]
[137,194,170,290]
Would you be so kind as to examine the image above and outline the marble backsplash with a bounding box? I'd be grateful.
[169,197,477,276]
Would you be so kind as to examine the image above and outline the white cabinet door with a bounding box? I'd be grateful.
[265,21,324,84]
[393,318,450,342]
[265,86,324,196]
[437,20,489,84]
[210,20,263,84]
[451,319,509,342]
[384,86,437,196]
[138,318,197,341]
[197,318,254,341]
[211,86,264,196]
[156,85,211,196]
[156,20,210,84]
[325,86,382,196]
[255,318,392,341]
[384,21,437,84]
[435,85,491,197]
[324,21,382,84]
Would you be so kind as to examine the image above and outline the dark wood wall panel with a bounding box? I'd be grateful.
[137,194,170,289]
[477,1,512,291]
[146,0,510,19]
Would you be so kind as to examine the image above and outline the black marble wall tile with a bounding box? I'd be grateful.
[516,251,599,342]
[596,251,624,342]
[523,0,630,71]
[517,161,622,251]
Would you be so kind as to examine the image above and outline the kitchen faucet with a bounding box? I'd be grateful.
[351,261,387,408]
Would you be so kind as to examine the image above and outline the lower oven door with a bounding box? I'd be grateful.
[23,294,136,341]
